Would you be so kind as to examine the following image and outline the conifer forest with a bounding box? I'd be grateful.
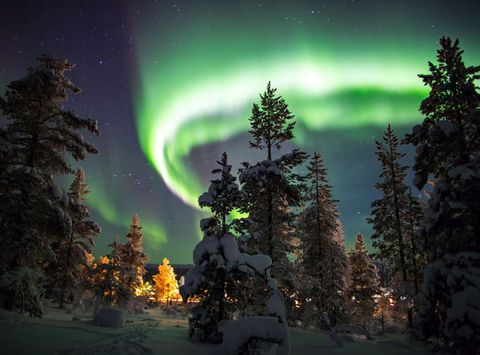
[1,1,479,354]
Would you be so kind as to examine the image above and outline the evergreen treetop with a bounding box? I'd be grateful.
[198,152,242,234]
[405,37,480,189]
[249,82,296,160]
[0,55,99,175]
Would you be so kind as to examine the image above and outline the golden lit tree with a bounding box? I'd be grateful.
[153,257,180,304]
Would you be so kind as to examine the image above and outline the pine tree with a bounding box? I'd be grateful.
[404,37,480,354]
[240,82,307,285]
[299,152,347,326]
[249,81,295,160]
[348,234,380,328]
[198,152,242,234]
[0,56,99,316]
[53,168,101,307]
[153,257,180,304]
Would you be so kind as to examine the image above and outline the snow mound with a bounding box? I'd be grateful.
[91,307,125,328]
[216,316,290,355]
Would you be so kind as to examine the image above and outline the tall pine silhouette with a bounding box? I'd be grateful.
[0,56,99,316]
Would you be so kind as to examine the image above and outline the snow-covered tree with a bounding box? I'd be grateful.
[180,217,289,352]
[404,37,480,353]
[50,168,101,307]
[299,152,347,327]
[348,234,380,327]
[414,253,480,354]
[153,257,180,304]
[198,152,242,234]
[0,56,99,316]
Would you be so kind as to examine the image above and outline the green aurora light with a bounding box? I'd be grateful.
[126,1,480,256]
[88,180,167,249]
[134,51,428,208]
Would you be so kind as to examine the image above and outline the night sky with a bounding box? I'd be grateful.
[1,0,479,264]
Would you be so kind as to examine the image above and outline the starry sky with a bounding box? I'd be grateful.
[1,0,479,264]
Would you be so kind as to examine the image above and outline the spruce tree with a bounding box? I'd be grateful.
[0,56,99,316]
[198,152,242,234]
[192,156,248,340]
[348,234,380,328]
[299,152,347,326]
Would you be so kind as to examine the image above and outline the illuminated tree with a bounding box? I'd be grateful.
[373,287,396,334]
[153,257,180,304]
[93,237,130,309]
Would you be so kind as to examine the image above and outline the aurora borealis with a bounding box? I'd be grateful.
[1,1,480,263]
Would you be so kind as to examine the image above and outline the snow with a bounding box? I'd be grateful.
[448,165,475,180]
[216,316,290,355]
[266,290,287,321]
[0,306,432,354]
[192,236,220,266]
[415,252,480,352]
[435,120,459,136]
[91,307,125,328]
[238,253,273,278]
[219,234,240,263]
[239,160,282,184]
[179,265,204,301]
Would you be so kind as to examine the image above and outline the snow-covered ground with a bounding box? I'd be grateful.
[0,307,432,354]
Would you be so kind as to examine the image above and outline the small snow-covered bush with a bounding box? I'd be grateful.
[180,218,290,351]
[414,252,480,354]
